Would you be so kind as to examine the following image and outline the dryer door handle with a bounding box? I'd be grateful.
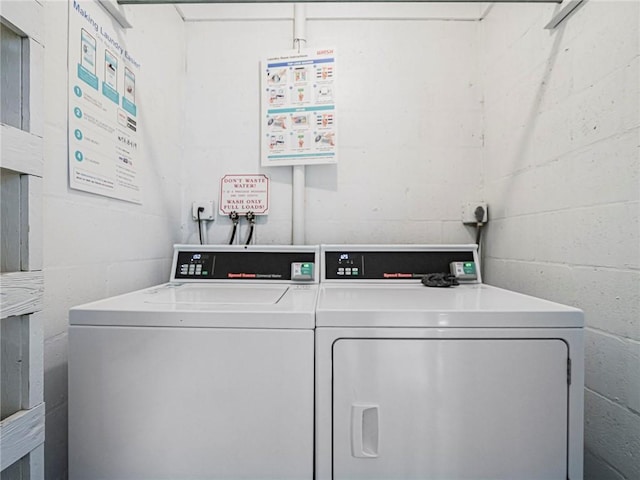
[351,404,379,458]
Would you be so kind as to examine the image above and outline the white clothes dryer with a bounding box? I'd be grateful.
[69,245,318,480]
[315,245,584,480]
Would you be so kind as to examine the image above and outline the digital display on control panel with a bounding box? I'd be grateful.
[174,251,316,280]
[335,253,362,277]
[325,251,474,280]
[177,252,215,278]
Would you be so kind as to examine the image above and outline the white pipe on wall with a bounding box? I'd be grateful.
[292,3,307,245]
[293,3,306,50]
[292,165,305,244]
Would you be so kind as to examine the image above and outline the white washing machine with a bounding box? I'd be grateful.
[315,244,584,480]
[69,245,318,480]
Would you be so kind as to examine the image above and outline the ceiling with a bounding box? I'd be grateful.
[173,2,490,21]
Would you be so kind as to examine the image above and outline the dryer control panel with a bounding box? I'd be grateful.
[322,245,480,282]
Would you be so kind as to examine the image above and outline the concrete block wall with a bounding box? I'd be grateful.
[481,2,640,479]
[42,2,185,478]
[181,4,484,246]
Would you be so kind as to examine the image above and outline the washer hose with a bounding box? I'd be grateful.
[245,212,256,245]
[228,212,239,245]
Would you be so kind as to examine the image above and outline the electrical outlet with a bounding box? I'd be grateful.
[192,201,215,221]
[462,202,488,225]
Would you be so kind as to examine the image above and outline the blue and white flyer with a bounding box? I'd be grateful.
[68,0,142,203]
[261,48,337,167]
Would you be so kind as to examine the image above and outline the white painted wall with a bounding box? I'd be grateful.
[481,2,639,479]
[181,4,484,246]
[42,2,185,477]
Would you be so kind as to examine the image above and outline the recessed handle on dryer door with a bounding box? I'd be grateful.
[351,404,379,458]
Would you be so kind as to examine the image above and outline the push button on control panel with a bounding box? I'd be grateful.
[177,252,214,278]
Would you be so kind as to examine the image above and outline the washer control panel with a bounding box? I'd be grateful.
[173,249,317,281]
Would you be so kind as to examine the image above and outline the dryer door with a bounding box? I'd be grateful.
[332,338,568,480]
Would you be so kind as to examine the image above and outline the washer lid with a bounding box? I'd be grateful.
[69,283,318,329]
[316,284,583,328]
[144,284,288,306]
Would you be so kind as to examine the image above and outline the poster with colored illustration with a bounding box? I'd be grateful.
[261,48,337,167]
[68,0,142,203]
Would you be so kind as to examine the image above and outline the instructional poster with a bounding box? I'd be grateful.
[68,0,142,203]
[261,48,337,167]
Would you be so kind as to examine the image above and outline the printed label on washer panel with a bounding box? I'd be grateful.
[261,48,337,167]
[68,0,142,204]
